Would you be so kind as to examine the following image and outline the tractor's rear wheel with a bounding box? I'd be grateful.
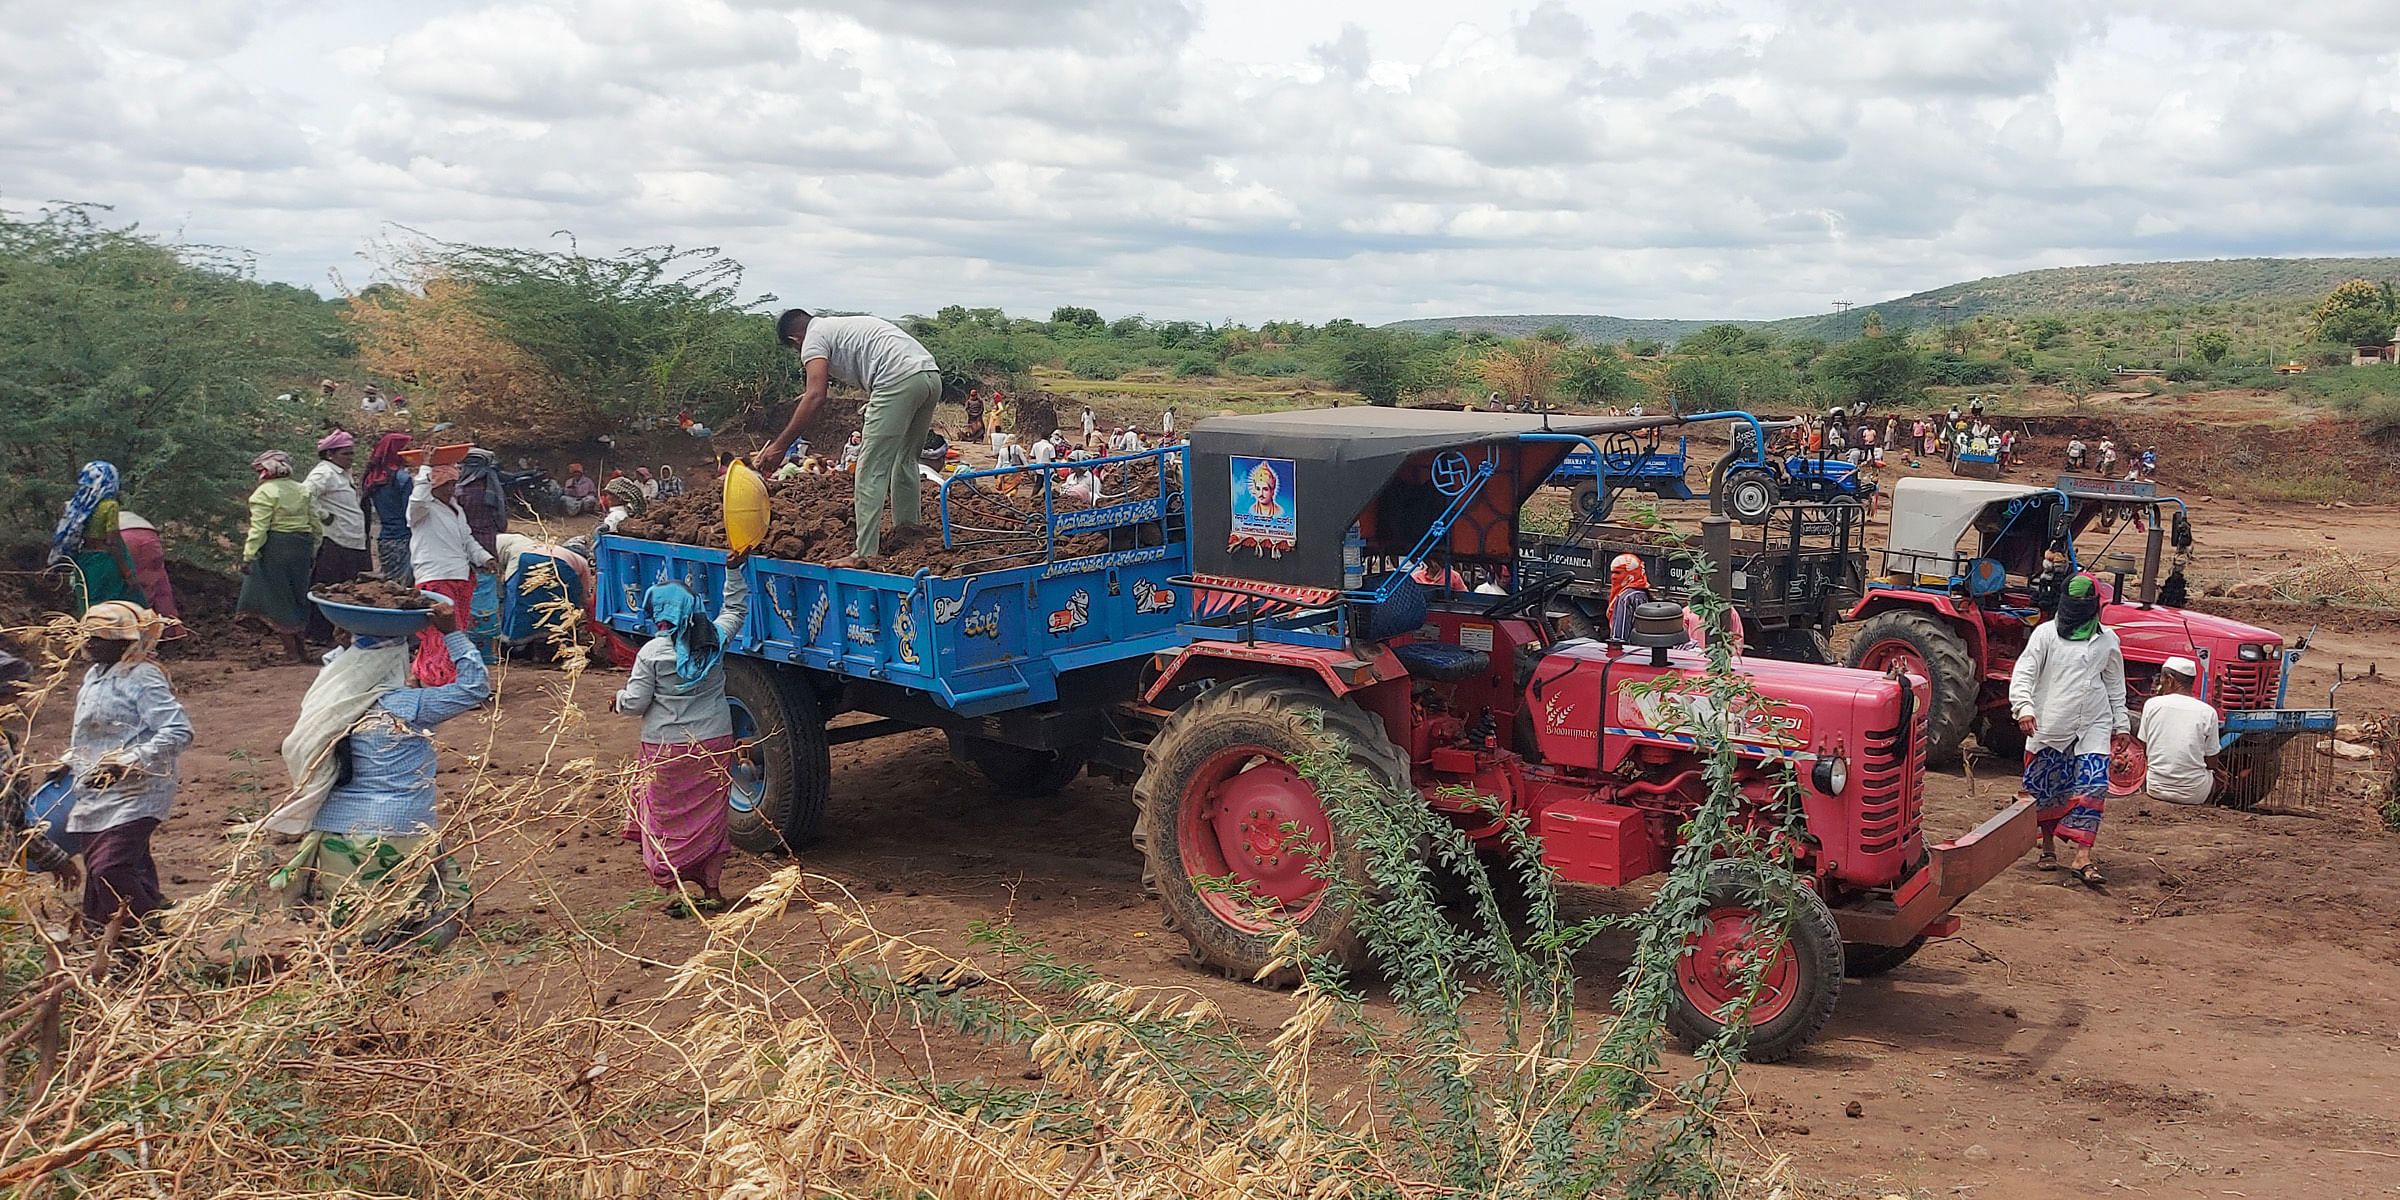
[1724,468,1779,524]
[723,659,832,854]
[1666,862,1844,1063]
[1844,610,1977,765]
[1134,677,1406,986]
[2217,742,2285,810]
[1843,935,1927,978]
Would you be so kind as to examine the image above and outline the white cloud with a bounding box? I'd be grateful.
[2,0,2397,324]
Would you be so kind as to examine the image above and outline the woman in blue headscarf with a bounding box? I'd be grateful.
[49,461,144,616]
[613,563,751,914]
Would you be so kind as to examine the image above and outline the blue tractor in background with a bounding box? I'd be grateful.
[1542,414,1875,525]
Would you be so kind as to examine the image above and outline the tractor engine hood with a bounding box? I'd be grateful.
[2103,599,2282,656]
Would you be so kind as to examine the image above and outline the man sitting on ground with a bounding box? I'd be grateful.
[2138,656,2220,806]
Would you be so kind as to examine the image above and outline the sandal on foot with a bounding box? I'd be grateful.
[2034,849,2061,871]
[2071,863,2106,889]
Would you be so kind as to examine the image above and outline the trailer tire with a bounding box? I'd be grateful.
[723,659,832,854]
[1842,936,1927,978]
[956,735,1088,798]
[1666,862,1844,1063]
[1724,468,1780,525]
[1135,677,1404,986]
[1844,610,1977,765]
[1567,479,1613,522]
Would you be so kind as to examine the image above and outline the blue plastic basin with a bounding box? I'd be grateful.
[309,592,437,638]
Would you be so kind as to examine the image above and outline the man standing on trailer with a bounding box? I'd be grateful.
[757,309,944,567]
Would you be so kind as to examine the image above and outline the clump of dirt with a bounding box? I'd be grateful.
[617,463,1175,576]
[314,576,432,609]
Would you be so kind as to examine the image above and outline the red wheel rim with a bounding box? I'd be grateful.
[1175,745,1333,932]
[1676,905,1799,1024]
[1856,638,1929,684]
[2109,737,2147,797]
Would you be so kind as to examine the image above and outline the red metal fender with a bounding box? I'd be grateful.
[1830,798,2038,946]
[1845,585,1970,624]
[1145,641,1407,704]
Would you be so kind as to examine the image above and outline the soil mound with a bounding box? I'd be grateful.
[314,576,431,609]
[617,462,1176,577]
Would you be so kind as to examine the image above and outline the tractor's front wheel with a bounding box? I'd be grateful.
[1666,862,1844,1063]
[1844,610,1978,765]
[1134,678,1406,986]
[1843,936,1927,978]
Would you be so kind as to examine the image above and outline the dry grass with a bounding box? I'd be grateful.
[2244,552,2400,608]
[2,609,1807,1199]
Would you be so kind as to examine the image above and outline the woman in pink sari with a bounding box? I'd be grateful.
[112,511,187,639]
[613,567,751,914]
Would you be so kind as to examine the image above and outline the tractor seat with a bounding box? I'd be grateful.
[1394,640,1491,682]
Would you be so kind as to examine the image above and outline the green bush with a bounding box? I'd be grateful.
[1063,348,1127,380]
[1169,351,1217,379]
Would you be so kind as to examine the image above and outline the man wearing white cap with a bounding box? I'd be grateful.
[2138,657,2219,806]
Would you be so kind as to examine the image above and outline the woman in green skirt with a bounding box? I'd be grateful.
[47,461,144,615]
[236,450,319,662]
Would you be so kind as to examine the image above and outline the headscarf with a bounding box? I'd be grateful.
[604,476,646,514]
[269,639,412,835]
[362,432,414,491]
[317,429,355,454]
[48,460,120,565]
[2055,573,2103,641]
[640,582,722,685]
[1608,553,1650,612]
[82,600,165,668]
[635,467,653,481]
[252,450,295,480]
[429,462,462,489]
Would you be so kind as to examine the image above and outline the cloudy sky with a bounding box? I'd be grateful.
[4,0,2396,324]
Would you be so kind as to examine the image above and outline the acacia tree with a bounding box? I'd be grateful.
[1478,338,1564,406]
[1330,327,1422,406]
[0,206,337,557]
[347,237,797,440]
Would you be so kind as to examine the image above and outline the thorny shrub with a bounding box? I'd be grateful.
[1,554,1812,1198]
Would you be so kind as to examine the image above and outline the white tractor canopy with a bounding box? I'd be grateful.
[1884,478,2061,580]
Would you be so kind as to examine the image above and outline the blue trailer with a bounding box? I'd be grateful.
[592,445,1191,851]
[1543,428,1699,519]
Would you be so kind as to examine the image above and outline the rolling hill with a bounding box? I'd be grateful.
[1389,256,2400,345]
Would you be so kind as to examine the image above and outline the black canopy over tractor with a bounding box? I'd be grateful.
[1187,408,1680,593]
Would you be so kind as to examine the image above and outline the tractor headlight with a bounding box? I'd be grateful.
[1811,755,1849,796]
[2238,643,2265,662]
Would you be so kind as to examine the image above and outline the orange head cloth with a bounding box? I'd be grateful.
[1607,553,1649,611]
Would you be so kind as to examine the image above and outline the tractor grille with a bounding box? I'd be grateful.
[1855,706,1925,858]
[2214,659,2278,711]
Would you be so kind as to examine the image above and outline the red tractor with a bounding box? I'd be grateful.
[1136,410,2035,1061]
[1842,476,2336,802]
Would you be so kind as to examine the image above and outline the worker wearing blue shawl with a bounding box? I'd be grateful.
[613,569,751,913]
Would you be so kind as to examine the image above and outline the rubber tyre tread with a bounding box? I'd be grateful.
[1725,469,1779,525]
[1665,862,1845,1063]
[1844,609,1977,766]
[1842,935,1927,978]
[1568,479,1603,520]
[964,737,1089,798]
[1134,677,1408,987]
[722,659,832,854]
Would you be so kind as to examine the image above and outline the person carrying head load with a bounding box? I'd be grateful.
[755,308,944,567]
[268,595,488,952]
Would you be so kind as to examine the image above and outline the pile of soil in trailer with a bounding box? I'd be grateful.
[616,467,1172,576]
[314,576,432,609]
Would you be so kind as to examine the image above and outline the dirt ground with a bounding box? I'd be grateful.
[12,399,2400,1199]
